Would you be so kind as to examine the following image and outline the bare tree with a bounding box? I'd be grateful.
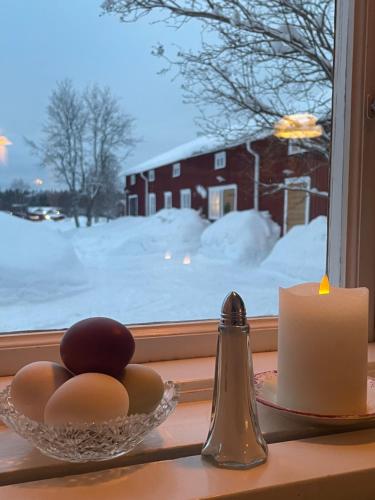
[103,0,333,196]
[28,81,136,227]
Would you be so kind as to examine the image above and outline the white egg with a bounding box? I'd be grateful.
[44,372,129,425]
[10,361,72,422]
[119,364,165,415]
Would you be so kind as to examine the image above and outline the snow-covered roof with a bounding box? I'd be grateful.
[123,133,268,175]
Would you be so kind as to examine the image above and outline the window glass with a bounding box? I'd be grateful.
[0,0,334,331]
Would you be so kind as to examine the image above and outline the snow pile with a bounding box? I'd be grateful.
[261,216,327,281]
[0,213,88,305]
[112,208,208,256]
[199,210,280,265]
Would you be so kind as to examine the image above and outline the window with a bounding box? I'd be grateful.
[148,169,155,182]
[283,177,311,234]
[148,193,156,215]
[128,195,138,216]
[164,191,172,209]
[172,163,181,177]
[180,189,191,209]
[214,151,226,170]
[208,185,237,219]
[130,174,136,186]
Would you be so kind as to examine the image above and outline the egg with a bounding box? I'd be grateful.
[10,361,72,422]
[60,317,135,377]
[44,372,129,425]
[119,364,165,415]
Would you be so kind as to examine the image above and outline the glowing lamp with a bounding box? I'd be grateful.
[273,113,323,139]
[319,274,330,295]
[0,135,12,164]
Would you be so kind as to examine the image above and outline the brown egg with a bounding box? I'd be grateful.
[44,372,129,425]
[119,364,165,415]
[60,317,135,377]
[10,361,72,422]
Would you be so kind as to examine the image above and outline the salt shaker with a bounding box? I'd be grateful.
[201,291,268,469]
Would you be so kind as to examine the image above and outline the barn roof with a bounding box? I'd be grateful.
[123,132,269,175]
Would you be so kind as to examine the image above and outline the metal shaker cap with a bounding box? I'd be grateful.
[220,291,247,327]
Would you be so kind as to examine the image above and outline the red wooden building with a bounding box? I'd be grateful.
[123,134,328,235]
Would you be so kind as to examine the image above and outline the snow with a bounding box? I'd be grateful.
[0,213,88,306]
[200,210,280,265]
[195,185,207,199]
[261,216,327,281]
[0,210,326,332]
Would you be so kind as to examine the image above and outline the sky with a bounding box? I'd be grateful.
[0,0,202,189]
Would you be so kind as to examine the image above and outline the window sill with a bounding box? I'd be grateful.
[1,346,375,487]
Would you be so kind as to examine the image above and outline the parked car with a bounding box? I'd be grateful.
[26,207,66,222]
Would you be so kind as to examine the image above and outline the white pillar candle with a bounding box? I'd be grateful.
[277,280,368,415]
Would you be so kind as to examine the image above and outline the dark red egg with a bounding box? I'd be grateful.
[60,317,135,377]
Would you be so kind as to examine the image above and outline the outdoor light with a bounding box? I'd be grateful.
[34,178,44,186]
[0,135,12,164]
[273,113,323,139]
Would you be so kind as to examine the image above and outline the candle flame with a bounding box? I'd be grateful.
[319,274,330,295]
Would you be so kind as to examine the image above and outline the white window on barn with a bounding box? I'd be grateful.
[214,151,226,170]
[148,169,155,182]
[288,140,308,156]
[208,184,237,219]
[180,189,191,209]
[128,194,138,216]
[164,191,172,209]
[283,176,311,234]
[172,162,181,177]
[130,174,136,186]
[148,192,156,215]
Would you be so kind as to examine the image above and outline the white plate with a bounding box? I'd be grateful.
[254,370,375,427]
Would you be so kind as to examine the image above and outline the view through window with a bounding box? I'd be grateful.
[0,0,334,332]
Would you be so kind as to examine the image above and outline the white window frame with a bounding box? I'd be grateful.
[180,188,191,209]
[128,194,138,216]
[1,0,375,368]
[283,176,311,235]
[164,191,172,209]
[214,151,226,170]
[148,192,156,215]
[148,169,155,182]
[172,162,181,178]
[208,184,237,220]
[130,174,136,186]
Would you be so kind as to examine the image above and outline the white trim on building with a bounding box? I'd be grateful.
[128,194,138,216]
[164,191,173,209]
[180,189,191,209]
[283,176,311,234]
[214,151,226,170]
[172,163,181,178]
[148,192,156,215]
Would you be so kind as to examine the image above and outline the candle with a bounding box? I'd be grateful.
[277,277,368,415]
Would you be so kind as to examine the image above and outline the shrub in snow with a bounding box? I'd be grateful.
[0,213,88,304]
[199,210,280,265]
[112,208,209,256]
[261,216,327,281]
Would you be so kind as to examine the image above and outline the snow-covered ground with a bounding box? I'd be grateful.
[0,209,326,332]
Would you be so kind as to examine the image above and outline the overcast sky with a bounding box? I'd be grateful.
[0,0,202,189]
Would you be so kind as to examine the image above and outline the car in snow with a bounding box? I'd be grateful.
[26,207,66,222]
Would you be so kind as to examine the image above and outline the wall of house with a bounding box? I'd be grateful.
[124,136,329,235]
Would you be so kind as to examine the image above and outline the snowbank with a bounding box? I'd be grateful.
[112,209,208,257]
[199,210,280,265]
[261,216,327,281]
[0,213,88,305]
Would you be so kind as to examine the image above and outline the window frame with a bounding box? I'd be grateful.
[164,191,172,209]
[128,194,138,216]
[208,184,237,220]
[148,192,156,215]
[180,188,191,209]
[130,174,136,186]
[148,169,155,182]
[214,151,226,170]
[283,176,311,234]
[172,162,181,178]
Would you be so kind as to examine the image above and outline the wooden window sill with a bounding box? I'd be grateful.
[3,428,375,499]
[1,346,375,487]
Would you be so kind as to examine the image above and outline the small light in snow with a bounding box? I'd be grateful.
[319,274,330,295]
[183,255,191,265]
[164,250,172,260]
[0,135,12,164]
[34,178,44,186]
[274,113,323,139]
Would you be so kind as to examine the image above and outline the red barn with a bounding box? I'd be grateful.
[123,134,328,235]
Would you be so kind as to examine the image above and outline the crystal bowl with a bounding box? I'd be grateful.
[0,380,179,462]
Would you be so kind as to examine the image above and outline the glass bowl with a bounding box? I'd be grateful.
[0,380,179,462]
